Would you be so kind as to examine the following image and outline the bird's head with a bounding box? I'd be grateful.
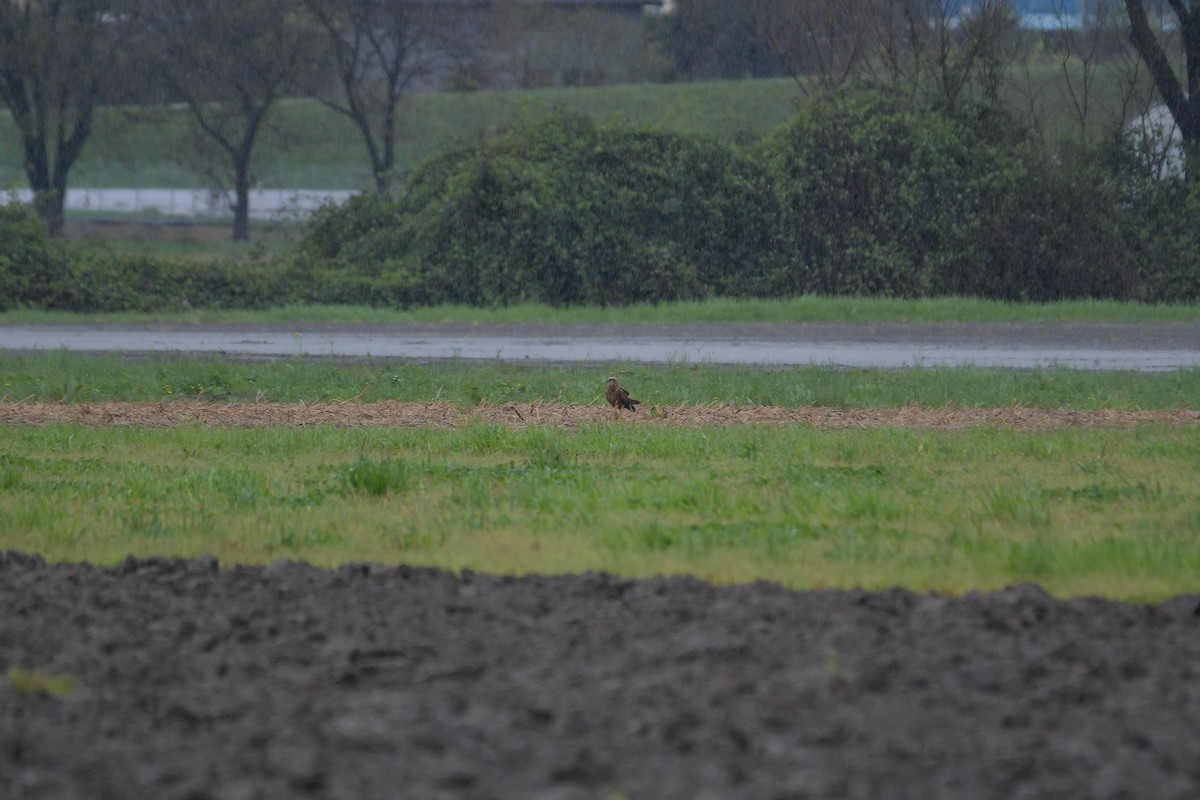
[607,376,618,386]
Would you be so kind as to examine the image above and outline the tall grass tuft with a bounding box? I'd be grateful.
[338,458,413,497]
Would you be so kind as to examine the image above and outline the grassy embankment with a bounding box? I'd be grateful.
[0,63,1140,193]
[0,79,806,192]
[2,349,1199,602]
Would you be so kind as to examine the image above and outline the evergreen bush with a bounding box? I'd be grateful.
[0,203,75,310]
[294,110,782,307]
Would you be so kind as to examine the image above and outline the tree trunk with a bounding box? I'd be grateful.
[376,103,398,193]
[231,119,264,242]
[32,187,66,238]
[18,126,88,235]
[2,3,102,238]
[233,170,251,242]
[21,136,62,236]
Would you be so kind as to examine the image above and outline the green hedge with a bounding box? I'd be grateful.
[0,205,74,311]
[293,99,1197,308]
[64,252,291,313]
[0,204,294,312]
[757,92,1150,302]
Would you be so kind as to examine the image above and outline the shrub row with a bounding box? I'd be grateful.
[295,112,782,307]
[0,207,290,313]
[294,97,1200,307]
[4,91,1199,312]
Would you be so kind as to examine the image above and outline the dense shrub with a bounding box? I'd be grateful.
[63,251,293,313]
[919,123,1143,303]
[1113,141,1200,304]
[263,94,1200,309]
[755,90,1166,302]
[292,163,456,307]
[761,92,1029,297]
[295,111,782,307]
[1,202,298,313]
[758,91,968,297]
[958,143,1140,302]
[298,192,407,262]
[0,204,75,310]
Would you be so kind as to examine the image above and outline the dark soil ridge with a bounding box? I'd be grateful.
[3,551,1199,799]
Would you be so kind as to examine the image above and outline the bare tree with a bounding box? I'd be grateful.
[1123,0,1200,169]
[750,0,1024,105]
[0,0,124,235]
[656,0,784,82]
[750,0,872,94]
[132,0,319,240]
[1020,0,1148,143]
[300,0,462,193]
[1056,1,1108,131]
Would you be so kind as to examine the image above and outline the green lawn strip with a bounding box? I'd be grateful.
[2,422,1197,602]
[5,296,1200,326]
[3,353,1200,410]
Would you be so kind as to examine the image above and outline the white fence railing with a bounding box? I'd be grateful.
[1,188,357,220]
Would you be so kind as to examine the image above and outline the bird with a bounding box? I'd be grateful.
[605,376,639,413]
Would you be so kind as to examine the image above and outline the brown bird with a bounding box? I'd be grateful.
[606,376,639,412]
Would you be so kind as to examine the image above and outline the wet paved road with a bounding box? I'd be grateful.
[2,321,1199,371]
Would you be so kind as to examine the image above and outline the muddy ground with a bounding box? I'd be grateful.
[2,552,1199,799]
[3,401,1200,798]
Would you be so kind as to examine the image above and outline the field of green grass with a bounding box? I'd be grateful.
[2,417,1197,602]
[2,352,1198,601]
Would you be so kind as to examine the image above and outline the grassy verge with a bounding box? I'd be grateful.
[1,421,1196,601]
[4,296,1200,326]
[0,80,806,190]
[3,352,1200,410]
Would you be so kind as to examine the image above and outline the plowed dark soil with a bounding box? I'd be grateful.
[3,552,1199,799]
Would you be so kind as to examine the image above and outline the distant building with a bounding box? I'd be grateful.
[1012,0,1172,31]
[422,0,662,10]
[539,0,664,13]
